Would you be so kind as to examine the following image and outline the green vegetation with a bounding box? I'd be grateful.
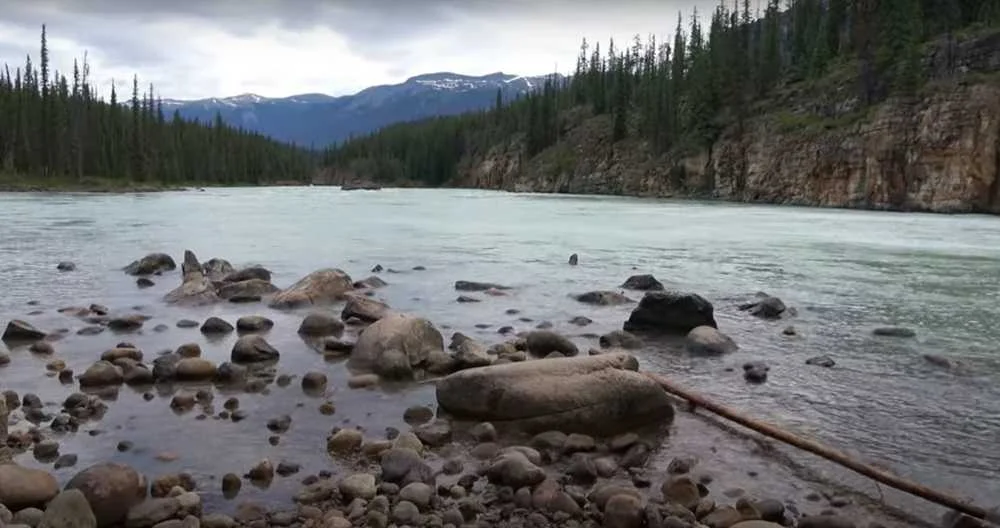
[324,0,1000,186]
[0,27,314,190]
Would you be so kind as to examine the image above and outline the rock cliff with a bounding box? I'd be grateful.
[457,31,1000,214]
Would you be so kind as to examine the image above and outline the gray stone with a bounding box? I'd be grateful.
[39,490,96,528]
[685,326,738,355]
[398,483,433,510]
[624,291,717,334]
[65,463,146,528]
[338,474,376,501]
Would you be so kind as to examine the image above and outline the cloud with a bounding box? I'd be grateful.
[0,0,717,100]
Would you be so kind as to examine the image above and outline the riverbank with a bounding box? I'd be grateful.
[0,174,312,194]
[1,248,981,528]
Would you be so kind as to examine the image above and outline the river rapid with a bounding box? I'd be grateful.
[1,187,999,525]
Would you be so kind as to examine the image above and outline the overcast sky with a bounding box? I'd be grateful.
[0,0,715,100]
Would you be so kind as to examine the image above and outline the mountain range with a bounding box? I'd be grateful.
[162,72,560,148]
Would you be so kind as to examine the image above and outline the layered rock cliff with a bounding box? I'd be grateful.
[457,32,1000,214]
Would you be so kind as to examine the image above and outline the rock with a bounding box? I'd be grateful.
[399,483,433,510]
[485,451,546,488]
[221,474,241,497]
[452,337,492,370]
[456,295,481,303]
[175,320,199,328]
[796,516,856,528]
[224,266,272,283]
[218,279,278,301]
[743,361,769,383]
[123,253,176,276]
[752,500,785,523]
[269,269,354,309]
[34,440,60,459]
[57,261,77,272]
[231,335,279,363]
[275,461,300,476]
[150,475,195,498]
[347,374,379,388]
[873,327,916,338]
[235,316,273,332]
[54,455,79,470]
[200,514,235,528]
[175,344,201,358]
[298,313,344,337]
[525,331,579,357]
[574,291,633,306]
[174,358,217,381]
[125,498,181,528]
[588,485,643,511]
[685,326,738,355]
[566,453,598,482]
[597,330,641,350]
[469,422,497,442]
[436,353,673,435]
[3,320,47,342]
[661,476,700,510]
[136,278,155,289]
[101,347,143,362]
[348,313,445,379]
[391,501,420,525]
[379,448,433,486]
[624,291,717,335]
[339,474,376,501]
[569,316,593,326]
[327,429,363,455]
[301,372,327,391]
[353,275,388,289]
[247,459,274,482]
[565,433,596,452]
[667,456,697,474]
[738,296,787,319]
[30,342,55,355]
[622,274,665,291]
[403,405,434,425]
[455,280,510,292]
[413,419,452,447]
[266,415,292,434]
[39,489,95,528]
[0,465,59,510]
[782,326,797,336]
[341,295,391,323]
[703,506,742,528]
[164,251,220,306]
[65,462,146,527]
[568,253,579,265]
[806,355,836,367]
[604,493,645,528]
[200,317,234,334]
[79,361,124,387]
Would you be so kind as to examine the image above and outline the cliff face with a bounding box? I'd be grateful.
[458,33,1000,214]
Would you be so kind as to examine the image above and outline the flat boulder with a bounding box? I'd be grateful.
[123,253,176,276]
[436,353,674,435]
[623,291,716,335]
[685,326,738,355]
[269,269,353,309]
[341,294,391,323]
[348,313,446,379]
[455,280,510,292]
[0,464,59,510]
[574,291,632,306]
[64,462,146,528]
[163,251,220,306]
[3,320,47,342]
[622,274,665,291]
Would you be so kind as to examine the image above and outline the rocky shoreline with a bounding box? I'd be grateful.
[0,251,952,528]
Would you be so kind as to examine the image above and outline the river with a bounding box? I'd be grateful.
[1,187,998,524]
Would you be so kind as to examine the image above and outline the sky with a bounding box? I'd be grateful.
[0,0,716,101]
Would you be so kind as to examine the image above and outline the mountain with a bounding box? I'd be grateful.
[162,72,559,148]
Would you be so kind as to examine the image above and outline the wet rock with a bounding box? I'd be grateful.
[76,326,105,336]
[54,454,79,470]
[348,313,445,379]
[101,347,143,362]
[403,405,434,425]
[399,482,433,510]
[247,459,274,482]
[30,342,55,355]
[797,516,857,528]
[569,316,593,326]
[136,278,155,289]
[150,475,195,498]
[743,362,769,383]
[574,291,633,306]
[873,327,916,338]
[173,344,200,358]
[269,268,354,309]
[275,462,300,477]
[752,500,785,523]
[231,335,279,363]
[57,261,77,272]
[469,422,497,442]
[125,498,182,528]
[318,401,336,415]
[266,415,292,434]
[661,476,700,510]
[301,372,327,392]
[486,451,546,488]
[568,253,579,265]
[525,330,579,357]
[685,326,738,355]
[170,394,197,412]
[298,313,344,337]
[3,320,48,342]
[731,523,785,528]
[353,275,388,289]
[174,358,217,381]
[738,296,787,319]
[622,274,665,291]
[0,465,59,510]
[436,353,673,435]
[456,295,481,303]
[39,489,95,528]
[564,433,596,452]
[175,320,199,329]
[221,474,241,497]
[108,315,148,332]
[224,266,272,283]
[200,514,235,528]
[199,317,234,334]
[218,279,278,302]
[806,355,836,368]
[339,474,376,501]
[235,316,273,333]
[703,506,742,528]
[668,456,697,475]
[0,351,10,365]
[34,440,61,459]
[213,362,247,384]
[413,419,452,447]
[327,428,363,455]
[455,280,510,292]
[379,448,434,486]
[340,295,391,325]
[124,253,176,276]
[624,291,717,335]
[65,462,147,527]
[604,493,645,528]
[782,326,797,336]
[347,374,379,388]
[79,361,124,387]
[163,251,221,306]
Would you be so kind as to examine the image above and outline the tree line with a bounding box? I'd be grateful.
[324,0,1000,185]
[0,26,314,187]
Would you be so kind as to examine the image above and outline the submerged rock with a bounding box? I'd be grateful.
[454,280,510,292]
[685,326,738,355]
[297,313,344,337]
[873,326,916,338]
[624,291,717,334]
[123,253,176,276]
[436,353,673,435]
[739,295,787,319]
[806,355,836,367]
[236,315,274,332]
[269,269,354,309]
[600,330,642,350]
[574,291,633,306]
[231,335,280,363]
[621,274,665,291]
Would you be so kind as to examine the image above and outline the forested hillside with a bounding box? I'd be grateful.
[322,0,1000,213]
[0,27,314,190]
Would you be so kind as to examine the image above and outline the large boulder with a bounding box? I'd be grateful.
[269,269,353,309]
[348,314,446,379]
[623,291,716,335]
[64,463,146,528]
[231,335,279,363]
[342,294,392,323]
[123,253,176,276]
[436,353,674,435]
[163,251,220,306]
[0,464,59,510]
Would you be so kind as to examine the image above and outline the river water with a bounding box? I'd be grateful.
[1,187,998,524]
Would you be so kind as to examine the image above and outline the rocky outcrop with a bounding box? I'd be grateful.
[163,251,221,306]
[435,353,674,435]
[270,269,354,309]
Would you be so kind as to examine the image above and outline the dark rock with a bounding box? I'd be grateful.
[65,462,147,527]
[353,276,388,289]
[600,330,643,349]
[873,327,916,338]
[622,274,665,291]
[738,295,787,319]
[3,320,47,342]
[806,355,836,368]
[301,372,327,392]
[175,320,199,329]
[57,261,77,272]
[235,315,273,333]
[569,316,592,326]
[136,278,155,289]
[413,419,452,447]
[79,361,124,387]
[782,326,797,336]
[379,448,434,486]
[525,331,578,357]
[231,335,279,363]
[123,253,176,276]
[743,361,769,383]
[456,295,481,303]
[54,454,79,469]
[454,280,510,292]
[297,313,344,337]
[798,516,857,528]
[403,405,434,425]
[341,295,391,323]
[266,415,292,433]
[568,253,578,265]
[574,291,632,306]
[624,291,717,335]
[224,266,272,283]
[200,317,234,334]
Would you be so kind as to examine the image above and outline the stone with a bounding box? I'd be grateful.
[30,342,55,355]
[347,374,379,388]
[413,419,452,447]
[13,507,44,527]
[703,506,742,528]
[125,498,181,528]
[379,448,433,486]
[485,451,546,488]
[806,355,836,367]
[743,361,769,383]
[200,514,235,528]
[454,280,510,292]
[174,358,217,381]
[200,317,234,334]
[34,440,60,459]
[348,313,445,379]
[269,268,354,309]
[402,405,434,425]
[266,415,292,433]
[599,330,642,349]
[136,278,155,289]
[175,344,201,358]
[327,428,363,455]
[0,465,59,511]
[456,295,480,303]
[752,500,785,523]
[64,462,147,527]
[685,326,738,355]
[235,316,273,332]
[341,295,391,323]
[873,327,916,338]
[667,456,697,475]
[566,453,598,483]
[797,516,857,528]
[661,476,700,510]
[570,316,593,326]
[231,335,279,363]
[3,320,47,342]
[730,523,785,528]
[57,261,77,272]
[574,291,633,306]
[176,320,199,328]
[54,455,79,470]
[399,482,433,510]
[221,474,241,497]
[524,331,579,357]
[436,353,673,435]
[624,291,717,334]
[150,475,195,498]
[39,489,95,528]
[224,266,272,283]
[79,361,124,387]
[339,474,376,501]
[568,253,579,265]
[124,253,176,276]
[247,459,274,482]
[738,296,787,319]
[163,251,220,306]
[604,493,645,528]
[301,372,327,391]
[565,433,596,452]
[275,462,300,476]
[297,313,344,337]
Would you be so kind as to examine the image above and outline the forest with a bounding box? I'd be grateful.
[323,0,1000,186]
[0,27,314,189]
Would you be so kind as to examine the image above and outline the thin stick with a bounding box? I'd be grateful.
[643,372,989,521]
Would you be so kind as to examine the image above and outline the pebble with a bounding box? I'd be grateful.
[402,405,434,425]
[327,428,363,455]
